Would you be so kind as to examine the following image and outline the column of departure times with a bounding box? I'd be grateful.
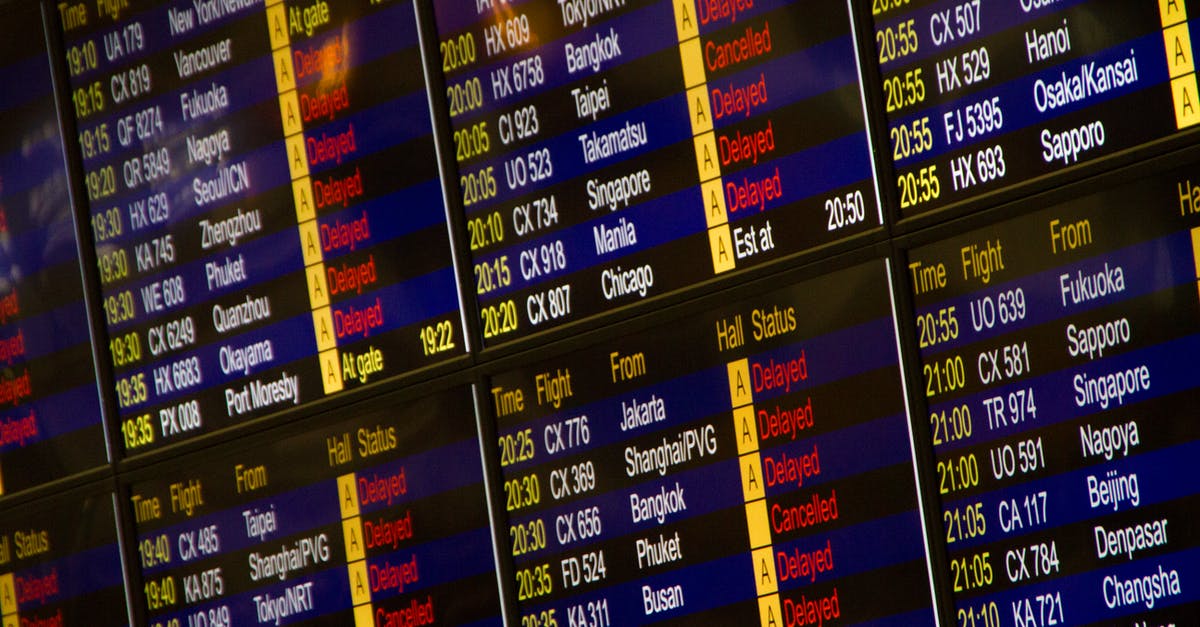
[907,163,1200,625]
[871,0,1200,218]
[488,260,935,625]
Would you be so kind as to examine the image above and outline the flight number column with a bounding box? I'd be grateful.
[727,359,781,626]
[266,0,344,395]
[1162,0,1200,129]
[674,0,734,275]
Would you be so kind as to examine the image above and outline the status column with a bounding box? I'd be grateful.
[728,359,781,626]
[1162,0,1200,129]
[266,0,343,395]
[674,0,735,275]
[339,473,374,625]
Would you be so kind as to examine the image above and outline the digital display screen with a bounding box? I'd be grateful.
[0,0,109,495]
[906,162,1200,623]
[487,260,935,625]
[57,0,467,456]
[0,485,129,626]
[432,0,882,345]
[124,385,501,626]
[0,0,1190,625]
[871,0,1200,217]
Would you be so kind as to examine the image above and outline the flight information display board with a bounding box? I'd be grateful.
[124,385,502,626]
[0,0,109,494]
[487,261,935,625]
[0,485,130,626]
[906,164,1200,624]
[57,0,467,457]
[872,0,1200,218]
[432,0,882,346]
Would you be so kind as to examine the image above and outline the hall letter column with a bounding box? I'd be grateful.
[675,0,734,274]
[728,359,781,626]
[1162,0,1200,128]
[339,473,374,625]
[266,0,344,394]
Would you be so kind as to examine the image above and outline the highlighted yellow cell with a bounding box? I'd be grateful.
[279,90,303,136]
[267,4,289,49]
[679,39,706,89]
[740,452,764,501]
[745,499,771,549]
[3,615,15,627]
[337,473,360,517]
[1190,227,1200,277]
[733,405,759,455]
[757,594,782,627]
[313,307,337,352]
[0,573,15,614]
[672,0,699,41]
[286,133,310,179]
[702,178,728,227]
[693,131,721,182]
[1164,23,1195,77]
[298,221,322,266]
[307,264,331,307]
[273,48,296,91]
[320,347,344,394]
[727,358,752,407]
[1171,73,1200,129]
[294,178,316,223]
[752,546,778,595]
[266,0,283,6]
[354,604,374,627]
[343,518,365,561]
[686,85,713,135]
[347,559,370,605]
[1160,0,1187,27]
[709,225,735,274]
